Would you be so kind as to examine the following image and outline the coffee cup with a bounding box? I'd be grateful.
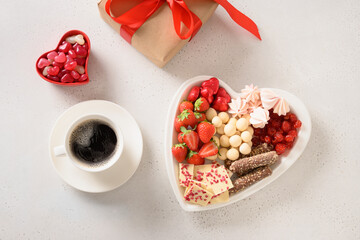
[53,114,124,172]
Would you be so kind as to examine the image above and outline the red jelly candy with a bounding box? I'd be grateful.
[79,74,88,82]
[58,69,71,78]
[58,42,71,53]
[74,44,87,57]
[64,61,77,71]
[61,73,74,83]
[66,55,73,63]
[68,49,77,58]
[54,52,66,63]
[71,70,80,80]
[52,61,64,68]
[46,75,60,82]
[47,66,60,76]
[37,58,50,69]
[74,57,86,66]
[47,51,58,60]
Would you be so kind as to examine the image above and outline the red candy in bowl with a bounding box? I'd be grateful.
[35,30,90,86]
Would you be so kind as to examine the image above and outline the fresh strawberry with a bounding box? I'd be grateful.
[194,97,210,112]
[187,86,200,102]
[178,132,184,143]
[172,143,188,163]
[212,97,229,112]
[201,77,219,95]
[197,122,215,143]
[215,87,231,103]
[199,142,218,158]
[179,101,193,112]
[174,117,186,132]
[181,126,199,151]
[200,87,214,104]
[194,112,206,123]
[177,109,197,129]
[187,151,205,165]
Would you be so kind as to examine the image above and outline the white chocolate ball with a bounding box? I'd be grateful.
[239,143,251,155]
[246,126,254,135]
[218,112,229,123]
[212,116,222,128]
[227,148,240,161]
[241,131,252,143]
[220,135,230,148]
[206,108,217,121]
[212,136,220,147]
[206,154,218,160]
[229,135,242,147]
[216,124,225,135]
[218,148,228,160]
[224,124,236,136]
[228,118,237,126]
[236,118,248,131]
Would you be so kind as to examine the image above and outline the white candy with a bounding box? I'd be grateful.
[241,131,252,142]
[66,36,77,44]
[236,118,248,131]
[239,143,251,155]
[227,148,240,161]
[220,135,230,148]
[246,126,254,135]
[212,116,222,128]
[218,148,228,160]
[206,154,217,160]
[75,34,85,45]
[212,136,220,147]
[217,124,225,135]
[224,124,236,136]
[206,108,217,121]
[74,65,85,74]
[218,112,229,123]
[229,135,242,147]
[228,118,237,126]
[42,66,50,76]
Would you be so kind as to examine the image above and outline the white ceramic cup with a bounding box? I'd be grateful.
[53,114,124,172]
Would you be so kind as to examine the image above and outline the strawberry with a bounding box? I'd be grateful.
[201,77,219,94]
[181,126,199,151]
[215,87,231,103]
[187,86,200,102]
[174,117,186,132]
[199,142,218,158]
[197,122,215,143]
[194,112,206,123]
[178,132,184,143]
[194,97,210,112]
[177,109,197,129]
[171,143,188,163]
[212,97,229,112]
[200,87,214,104]
[187,151,205,165]
[179,101,193,112]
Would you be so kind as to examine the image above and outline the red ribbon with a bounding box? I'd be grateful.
[105,0,261,44]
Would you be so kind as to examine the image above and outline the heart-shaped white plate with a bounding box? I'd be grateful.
[165,76,312,212]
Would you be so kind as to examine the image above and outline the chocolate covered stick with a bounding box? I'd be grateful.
[229,151,278,176]
[230,166,272,194]
[249,143,273,157]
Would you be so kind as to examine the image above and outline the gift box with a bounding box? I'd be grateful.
[98,0,261,67]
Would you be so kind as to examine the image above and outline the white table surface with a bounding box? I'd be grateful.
[1,0,359,239]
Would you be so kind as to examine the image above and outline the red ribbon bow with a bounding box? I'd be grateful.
[105,0,261,44]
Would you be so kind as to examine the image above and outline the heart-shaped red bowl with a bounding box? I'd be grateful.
[35,30,91,86]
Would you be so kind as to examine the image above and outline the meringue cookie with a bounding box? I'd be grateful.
[273,97,290,116]
[240,84,260,103]
[228,97,249,118]
[260,89,280,110]
[250,107,270,128]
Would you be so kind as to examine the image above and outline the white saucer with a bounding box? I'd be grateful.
[49,100,143,193]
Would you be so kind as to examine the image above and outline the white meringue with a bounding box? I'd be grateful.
[260,89,280,110]
[228,97,248,118]
[250,107,270,128]
[240,84,260,103]
[273,97,290,116]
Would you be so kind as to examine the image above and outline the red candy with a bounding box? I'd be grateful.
[64,61,77,71]
[37,58,50,69]
[71,70,80,80]
[47,66,60,76]
[79,74,88,82]
[68,49,77,58]
[74,44,87,57]
[54,52,66,63]
[47,51,58,60]
[74,57,86,66]
[58,42,71,53]
[46,75,60,82]
[61,73,74,83]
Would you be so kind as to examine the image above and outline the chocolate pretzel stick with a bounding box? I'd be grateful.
[229,151,278,176]
[229,166,272,194]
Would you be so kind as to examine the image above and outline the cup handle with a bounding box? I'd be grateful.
[54,145,66,157]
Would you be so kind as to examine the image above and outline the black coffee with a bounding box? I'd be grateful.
[70,120,117,163]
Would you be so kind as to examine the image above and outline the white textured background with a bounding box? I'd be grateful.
[1,0,359,239]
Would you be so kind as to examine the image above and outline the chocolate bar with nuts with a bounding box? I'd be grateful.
[229,151,278,176]
[229,166,272,194]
